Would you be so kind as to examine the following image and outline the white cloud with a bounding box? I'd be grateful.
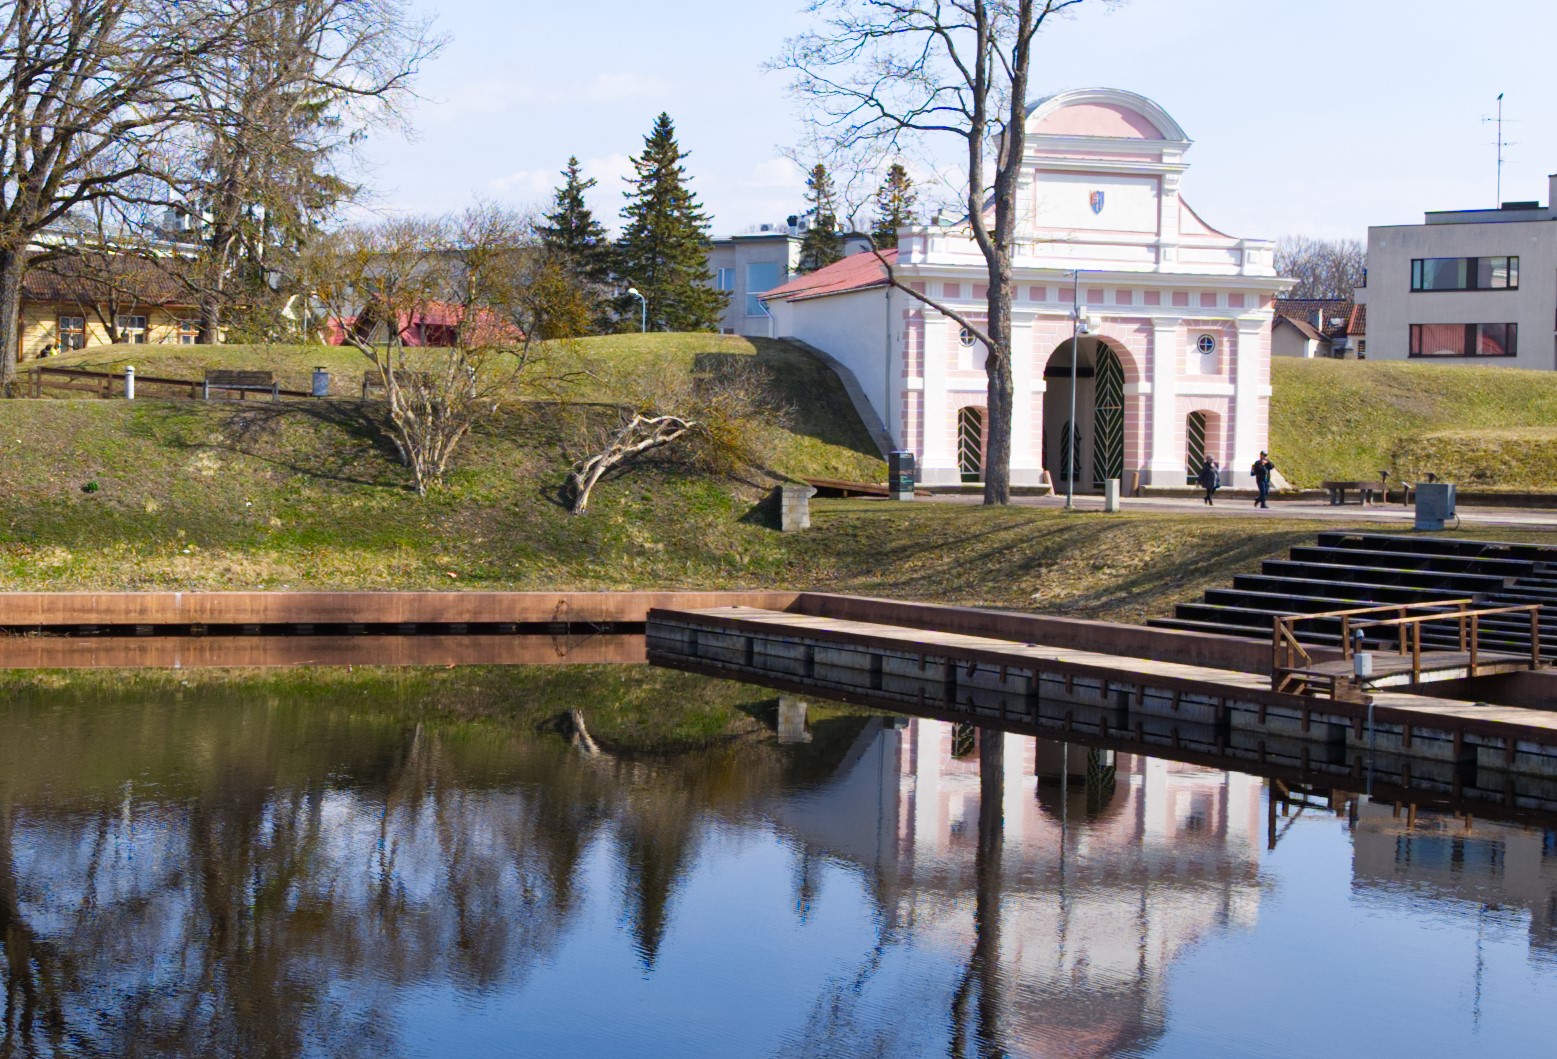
[581,73,667,105]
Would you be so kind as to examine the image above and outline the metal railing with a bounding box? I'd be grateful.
[1272,599,1543,693]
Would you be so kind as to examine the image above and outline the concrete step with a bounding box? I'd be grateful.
[1260,560,1505,594]
[1287,545,1537,578]
[1314,532,1557,564]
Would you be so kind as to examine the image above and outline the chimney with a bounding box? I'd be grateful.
[1549,173,1557,214]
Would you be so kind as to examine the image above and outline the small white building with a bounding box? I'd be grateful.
[1358,177,1557,368]
[762,88,1291,490]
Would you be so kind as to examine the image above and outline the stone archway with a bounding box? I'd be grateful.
[1041,335,1135,493]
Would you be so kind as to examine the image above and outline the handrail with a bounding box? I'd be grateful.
[1271,598,1544,691]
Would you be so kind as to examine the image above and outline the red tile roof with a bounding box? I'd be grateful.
[762,249,897,303]
[1274,315,1324,342]
[23,253,196,307]
[1346,303,1366,336]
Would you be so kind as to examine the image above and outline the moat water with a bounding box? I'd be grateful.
[2,659,1556,1057]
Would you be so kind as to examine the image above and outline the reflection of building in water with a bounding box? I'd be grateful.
[1351,801,1557,963]
[773,717,1266,1056]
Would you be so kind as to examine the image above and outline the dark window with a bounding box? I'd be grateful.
[1410,256,1518,291]
[1410,323,1517,357]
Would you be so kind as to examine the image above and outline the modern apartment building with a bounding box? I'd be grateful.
[1358,175,1557,368]
[706,222,871,337]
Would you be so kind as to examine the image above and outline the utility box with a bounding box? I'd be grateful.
[1414,482,1456,531]
[889,450,916,501]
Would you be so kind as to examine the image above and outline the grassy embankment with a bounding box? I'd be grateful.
[1270,357,1557,489]
[4,339,1557,624]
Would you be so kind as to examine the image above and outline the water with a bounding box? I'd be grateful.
[2,663,1555,1058]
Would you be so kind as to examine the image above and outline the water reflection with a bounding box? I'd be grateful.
[2,670,1556,1057]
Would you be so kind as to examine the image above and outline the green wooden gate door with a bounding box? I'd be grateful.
[1092,345,1124,488]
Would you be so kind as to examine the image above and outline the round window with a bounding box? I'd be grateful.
[959,327,976,348]
[1197,334,1217,355]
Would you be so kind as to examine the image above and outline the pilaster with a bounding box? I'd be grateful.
[1144,318,1182,485]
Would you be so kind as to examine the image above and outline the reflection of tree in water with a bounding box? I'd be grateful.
[0,671,861,1055]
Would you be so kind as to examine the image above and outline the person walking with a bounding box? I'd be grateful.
[1251,451,1275,509]
[1197,458,1220,505]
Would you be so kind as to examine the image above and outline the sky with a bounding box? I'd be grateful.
[357,0,1557,243]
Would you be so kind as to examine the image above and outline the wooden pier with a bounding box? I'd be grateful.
[646,603,1557,781]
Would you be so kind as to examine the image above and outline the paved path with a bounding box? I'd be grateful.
[923,490,1557,529]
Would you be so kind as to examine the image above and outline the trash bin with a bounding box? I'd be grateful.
[889,450,916,501]
[311,367,330,398]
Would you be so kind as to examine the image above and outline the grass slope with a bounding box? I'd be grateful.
[1271,358,1557,489]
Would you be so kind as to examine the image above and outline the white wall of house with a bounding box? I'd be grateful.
[1271,321,1324,358]
[766,285,893,438]
[1361,175,1557,369]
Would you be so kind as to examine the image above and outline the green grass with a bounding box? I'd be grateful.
[1270,358,1557,488]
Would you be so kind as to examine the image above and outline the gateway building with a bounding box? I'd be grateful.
[762,88,1291,490]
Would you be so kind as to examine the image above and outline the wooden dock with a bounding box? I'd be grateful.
[646,605,1557,781]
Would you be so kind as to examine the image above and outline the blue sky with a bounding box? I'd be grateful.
[358,0,1554,242]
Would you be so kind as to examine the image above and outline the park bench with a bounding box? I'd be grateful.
[360,368,464,399]
[203,369,279,401]
[1321,480,1385,506]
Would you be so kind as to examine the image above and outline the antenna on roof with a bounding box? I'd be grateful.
[1482,93,1516,206]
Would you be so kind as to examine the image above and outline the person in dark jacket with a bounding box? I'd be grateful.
[1251,451,1275,508]
[1197,458,1220,505]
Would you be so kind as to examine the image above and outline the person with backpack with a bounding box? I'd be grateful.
[1197,458,1220,505]
[1251,451,1275,509]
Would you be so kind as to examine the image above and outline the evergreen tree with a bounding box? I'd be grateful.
[871,163,918,249]
[797,163,843,274]
[538,157,614,331]
[614,113,727,332]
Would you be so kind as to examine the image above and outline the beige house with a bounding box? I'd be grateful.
[18,254,202,361]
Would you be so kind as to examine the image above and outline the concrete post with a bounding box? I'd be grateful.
[1103,478,1121,512]
[777,697,812,743]
[779,484,817,532]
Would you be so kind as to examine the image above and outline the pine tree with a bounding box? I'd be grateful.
[797,163,843,274]
[614,113,727,332]
[871,163,918,249]
[538,157,614,331]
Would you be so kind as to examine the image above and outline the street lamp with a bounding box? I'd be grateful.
[626,287,646,333]
[1065,268,1092,511]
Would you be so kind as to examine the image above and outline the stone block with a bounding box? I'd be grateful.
[779,484,817,532]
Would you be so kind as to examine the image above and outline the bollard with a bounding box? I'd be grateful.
[124,365,134,400]
[1103,477,1121,512]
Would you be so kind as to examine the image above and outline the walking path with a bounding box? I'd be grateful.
[924,490,1557,529]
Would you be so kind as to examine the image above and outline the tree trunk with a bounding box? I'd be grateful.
[198,220,235,344]
[983,253,1014,505]
[0,248,27,395]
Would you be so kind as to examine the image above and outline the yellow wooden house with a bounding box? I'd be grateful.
[19,254,203,360]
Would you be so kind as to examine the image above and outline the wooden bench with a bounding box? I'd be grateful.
[360,369,452,399]
[1321,480,1385,506]
[203,369,279,401]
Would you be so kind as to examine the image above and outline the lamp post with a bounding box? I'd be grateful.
[1065,268,1090,510]
[626,287,647,333]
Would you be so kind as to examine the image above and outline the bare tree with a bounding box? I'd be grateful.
[563,357,780,516]
[176,0,442,344]
[306,207,532,496]
[0,0,250,390]
[776,0,1100,505]
[1274,235,1365,301]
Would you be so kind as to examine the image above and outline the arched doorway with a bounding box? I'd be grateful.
[1186,410,1207,484]
[1185,410,1222,484]
[957,406,984,483]
[1042,336,1132,493]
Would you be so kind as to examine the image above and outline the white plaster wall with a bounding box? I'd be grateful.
[770,286,895,442]
[1363,219,1557,368]
[1271,325,1318,359]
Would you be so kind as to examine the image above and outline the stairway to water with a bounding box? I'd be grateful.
[1152,532,1557,657]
